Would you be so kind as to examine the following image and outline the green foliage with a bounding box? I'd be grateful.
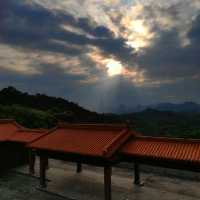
[0,86,101,123]
[0,105,56,128]
[123,109,200,139]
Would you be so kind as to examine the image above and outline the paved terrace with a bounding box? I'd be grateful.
[2,160,200,200]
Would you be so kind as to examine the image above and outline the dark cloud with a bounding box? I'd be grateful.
[0,65,92,101]
[0,1,86,55]
[0,0,200,112]
[136,21,200,81]
[188,15,200,42]
[0,0,134,62]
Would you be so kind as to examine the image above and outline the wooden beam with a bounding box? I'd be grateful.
[104,165,112,200]
[36,150,113,167]
[134,162,140,185]
[40,155,47,188]
[29,149,36,175]
[76,163,82,173]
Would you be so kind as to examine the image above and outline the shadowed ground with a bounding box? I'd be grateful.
[1,159,200,200]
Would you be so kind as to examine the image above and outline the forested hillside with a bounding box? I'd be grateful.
[0,87,119,128]
[123,109,200,138]
[0,86,95,115]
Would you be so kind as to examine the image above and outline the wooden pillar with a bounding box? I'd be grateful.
[40,155,47,188]
[104,165,112,200]
[29,149,36,175]
[45,158,49,170]
[134,162,140,185]
[76,163,82,173]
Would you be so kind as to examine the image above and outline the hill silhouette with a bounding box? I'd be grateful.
[0,86,120,127]
[0,86,94,115]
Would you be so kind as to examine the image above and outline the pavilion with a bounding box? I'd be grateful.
[0,120,200,200]
[27,123,200,200]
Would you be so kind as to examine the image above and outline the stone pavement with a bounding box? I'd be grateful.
[1,159,200,200]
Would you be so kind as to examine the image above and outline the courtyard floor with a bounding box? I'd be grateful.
[0,159,200,200]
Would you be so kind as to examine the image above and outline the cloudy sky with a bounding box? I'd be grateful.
[0,0,200,112]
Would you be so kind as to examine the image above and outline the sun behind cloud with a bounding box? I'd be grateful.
[105,59,123,76]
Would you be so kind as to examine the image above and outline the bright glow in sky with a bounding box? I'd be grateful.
[125,21,154,50]
[105,59,123,76]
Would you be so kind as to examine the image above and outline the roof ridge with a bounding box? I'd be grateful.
[0,119,26,142]
[102,128,132,159]
[57,123,127,130]
[16,128,47,133]
[0,119,26,129]
[26,126,58,146]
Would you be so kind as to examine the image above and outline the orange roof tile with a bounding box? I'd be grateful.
[9,129,47,144]
[0,119,22,141]
[28,124,131,158]
[121,136,200,164]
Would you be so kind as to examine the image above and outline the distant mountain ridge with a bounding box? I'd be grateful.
[149,102,200,113]
[112,102,200,114]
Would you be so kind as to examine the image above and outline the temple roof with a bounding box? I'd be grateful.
[28,123,131,159]
[0,119,22,142]
[121,136,200,165]
[1,120,200,168]
[0,119,47,143]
